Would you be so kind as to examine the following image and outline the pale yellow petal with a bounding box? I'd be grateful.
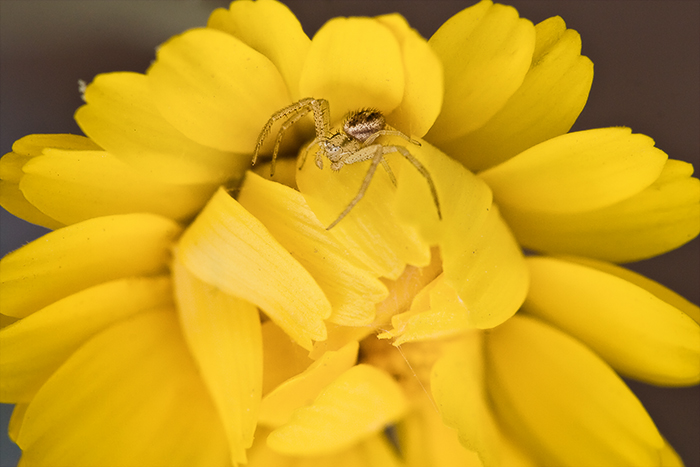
[172,254,262,465]
[208,0,310,100]
[500,159,700,262]
[238,172,388,326]
[479,128,668,213]
[14,309,230,467]
[147,28,291,153]
[19,149,217,224]
[426,0,536,142]
[486,315,666,467]
[442,16,593,171]
[0,276,172,402]
[177,187,330,350]
[522,256,700,386]
[299,17,405,123]
[0,213,181,318]
[261,321,314,396]
[75,72,246,184]
[267,364,407,456]
[259,341,358,427]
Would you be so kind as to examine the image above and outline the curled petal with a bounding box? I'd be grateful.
[0,213,181,318]
[147,28,290,153]
[486,315,667,467]
[14,310,230,467]
[522,256,700,386]
[479,127,668,213]
[299,17,405,123]
[426,0,536,142]
[177,187,330,350]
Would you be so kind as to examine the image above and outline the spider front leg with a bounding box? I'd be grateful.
[393,146,442,220]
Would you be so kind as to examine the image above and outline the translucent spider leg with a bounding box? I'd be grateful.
[394,146,442,220]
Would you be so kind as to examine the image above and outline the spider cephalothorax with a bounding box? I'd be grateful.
[252,98,441,229]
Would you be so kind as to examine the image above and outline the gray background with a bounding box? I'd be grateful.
[1,1,698,466]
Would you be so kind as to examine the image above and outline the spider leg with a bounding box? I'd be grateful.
[298,138,320,170]
[326,146,385,230]
[270,107,312,176]
[380,158,397,186]
[364,129,421,147]
[392,146,442,220]
[252,97,318,165]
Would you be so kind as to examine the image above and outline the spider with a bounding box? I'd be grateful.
[252,97,441,229]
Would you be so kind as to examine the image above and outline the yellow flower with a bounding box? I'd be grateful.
[1,1,698,466]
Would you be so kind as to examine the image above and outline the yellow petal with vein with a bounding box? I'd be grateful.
[522,256,700,386]
[0,213,181,318]
[500,159,700,262]
[20,149,217,225]
[147,28,290,153]
[299,17,404,123]
[479,128,668,213]
[0,276,171,403]
[296,143,430,279]
[239,172,387,326]
[173,255,262,465]
[486,315,666,467]
[208,0,310,100]
[267,364,406,456]
[259,341,358,427]
[76,72,245,184]
[376,14,443,137]
[443,16,593,171]
[427,0,535,142]
[15,310,230,467]
[177,187,330,350]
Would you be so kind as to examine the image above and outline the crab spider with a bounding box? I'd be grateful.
[252,97,441,229]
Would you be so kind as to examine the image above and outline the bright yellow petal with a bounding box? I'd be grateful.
[441,16,593,172]
[396,142,529,329]
[299,17,405,123]
[267,364,407,456]
[486,315,666,467]
[426,0,536,142]
[479,128,668,213]
[296,141,431,279]
[0,180,63,230]
[208,0,310,100]
[172,254,262,465]
[0,276,171,403]
[376,14,443,137]
[177,187,330,350]
[522,256,700,386]
[75,72,246,184]
[259,341,358,427]
[0,213,181,318]
[19,149,217,225]
[500,159,700,262]
[261,321,314,396]
[238,172,388,326]
[14,309,230,467]
[147,28,290,153]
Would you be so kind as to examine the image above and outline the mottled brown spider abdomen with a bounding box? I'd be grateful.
[343,109,386,142]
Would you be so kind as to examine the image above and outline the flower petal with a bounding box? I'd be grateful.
[19,149,217,225]
[14,309,230,467]
[238,172,388,326]
[208,0,310,101]
[396,142,529,329]
[0,213,181,319]
[261,321,314,396]
[426,0,536,142]
[0,276,171,403]
[296,142,431,279]
[522,256,700,386]
[376,14,443,137]
[259,341,358,427]
[441,16,593,172]
[0,180,63,230]
[147,28,291,153]
[479,128,668,213]
[299,17,405,123]
[499,159,700,262]
[267,364,407,456]
[486,315,666,467]
[172,255,262,465]
[177,187,330,350]
[75,72,246,184]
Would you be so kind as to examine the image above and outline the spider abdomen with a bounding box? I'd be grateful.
[343,109,386,142]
